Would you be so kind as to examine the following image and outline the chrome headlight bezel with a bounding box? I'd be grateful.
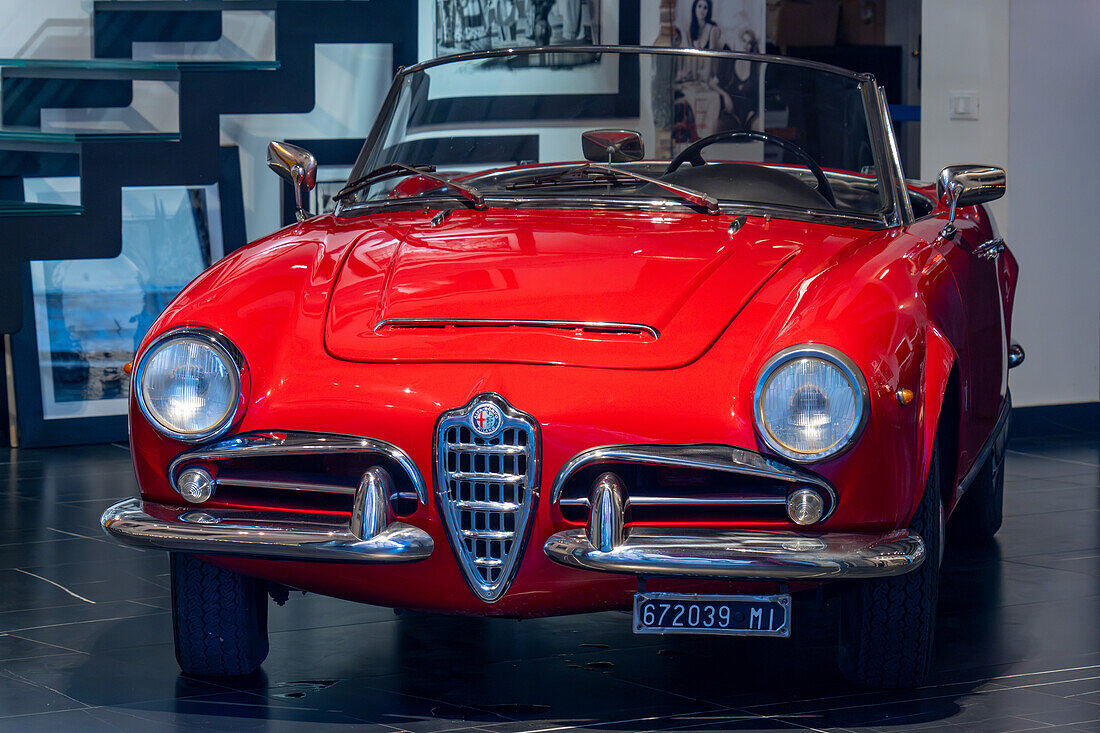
[134,327,246,443]
[752,344,870,463]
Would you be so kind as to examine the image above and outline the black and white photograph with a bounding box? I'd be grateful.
[435,0,603,55]
[671,0,765,152]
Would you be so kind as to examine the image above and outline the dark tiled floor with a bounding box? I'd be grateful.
[1,433,1097,732]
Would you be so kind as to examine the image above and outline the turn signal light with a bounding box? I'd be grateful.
[786,488,825,525]
[176,467,216,504]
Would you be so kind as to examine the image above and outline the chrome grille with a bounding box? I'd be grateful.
[435,395,538,602]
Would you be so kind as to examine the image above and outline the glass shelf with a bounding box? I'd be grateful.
[0,200,83,217]
[0,126,181,143]
[0,58,279,80]
[97,0,276,9]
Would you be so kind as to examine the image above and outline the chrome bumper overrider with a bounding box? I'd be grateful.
[101,498,433,562]
[544,527,925,579]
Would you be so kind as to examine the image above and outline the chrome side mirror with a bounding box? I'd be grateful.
[937,165,1005,238]
[267,141,317,222]
[582,129,645,164]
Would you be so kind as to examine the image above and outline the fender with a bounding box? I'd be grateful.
[918,324,959,519]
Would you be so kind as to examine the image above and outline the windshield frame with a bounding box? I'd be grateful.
[339,46,910,230]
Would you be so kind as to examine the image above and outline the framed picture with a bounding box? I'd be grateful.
[10,148,245,447]
[28,183,223,422]
[414,0,640,124]
[434,0,605,56]
[310,165,353,216]
[669,0,766,155]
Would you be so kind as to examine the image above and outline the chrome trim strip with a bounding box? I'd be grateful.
[404,45,872,81]
[957,396,1012,496]
[215,477,356,494]
[450,471,524,483]
[549,443,836,517]
[445,442,528,455]
[559,495,787,508]
[101,498,433,562]
[870,84,913,226]
[375,318,660,339]
[461,529,514,540]
[752,344,871,463]
[544,527,925,579]
[167,430,429,505]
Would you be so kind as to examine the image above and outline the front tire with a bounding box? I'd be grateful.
[838,449,943,688]
[171,553,269,676]
[952,420,1007,541]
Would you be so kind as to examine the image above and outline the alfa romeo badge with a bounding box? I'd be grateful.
[469,402,504,437]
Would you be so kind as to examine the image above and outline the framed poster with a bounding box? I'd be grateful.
[414,0,640,125]
[26,184,223,422]
[434,0,605,55]
[669,0,766,155]
[11,148,245,447]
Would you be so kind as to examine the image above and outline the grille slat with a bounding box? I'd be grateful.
[450,471,525,483]
[462,529,514,540]
[436,396,538,602]
[446,443,528,455]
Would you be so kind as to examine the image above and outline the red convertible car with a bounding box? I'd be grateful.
[102,47,1019,688]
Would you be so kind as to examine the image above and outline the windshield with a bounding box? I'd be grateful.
[343,48,890,223]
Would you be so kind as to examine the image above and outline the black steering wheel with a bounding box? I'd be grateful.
[665,130,838,208]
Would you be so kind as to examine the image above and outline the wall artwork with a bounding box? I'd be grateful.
[23,181,223,421]
[670,0,765,153]
[415,0,638,126]
[435,0,603,56]
[310,165,353,215]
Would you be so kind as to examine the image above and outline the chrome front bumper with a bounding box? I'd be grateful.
[544,527,925,579]
[101,498,433,562]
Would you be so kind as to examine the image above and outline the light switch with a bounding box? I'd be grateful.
[949,91,980,120]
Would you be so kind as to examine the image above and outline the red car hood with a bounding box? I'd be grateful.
[325,209,825,368]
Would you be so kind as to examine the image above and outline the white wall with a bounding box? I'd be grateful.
[922,0,1100,408]
[0,1,90,59]
[920,0,1009,229]
[1004,0,1100,407]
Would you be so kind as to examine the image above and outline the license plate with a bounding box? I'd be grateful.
[633,592,791,637]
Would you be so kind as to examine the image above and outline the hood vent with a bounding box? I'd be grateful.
[377,318,658,341]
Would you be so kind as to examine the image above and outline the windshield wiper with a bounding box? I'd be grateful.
[334,162,485,209]
[506,163,719,215]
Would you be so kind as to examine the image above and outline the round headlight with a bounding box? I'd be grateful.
[136,330,242,442]
[753,345,868,462]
